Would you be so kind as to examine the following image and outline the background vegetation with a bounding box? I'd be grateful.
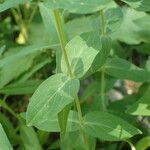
[0,0,150,150]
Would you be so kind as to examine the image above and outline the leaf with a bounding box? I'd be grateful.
[111,8,150,44]
[26,73,80,126]
[19,119,42,150]
[61,131,96,150]
[0,113,18,144]
[0,44,56,88]
[65,8,122,39]
[23,111,79,132]
[105,7,123,34]
[45,0,116,14]
[85,34,112,76]
[135,136,150,150]
[103,57,150,82]
[0,123,13,150]
[61,35,98,78]
[80,77,116,102]
[126,86,150,116]
[58,104,71,140]
[39,2,59,45]
[84,111,142,141]
[121,0,150,11]
[108,95,137,122]
[0,80,43,95]
[65,15,100,40]
[0,0,31,12]
[0,45,5,56]
[18,59,51,82]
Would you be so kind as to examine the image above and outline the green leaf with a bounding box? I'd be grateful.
[86,35,112,75]
[105,7,123,34]
[0,44,56,88]
[19,119,42,150]
[61,131,96,150]
[26,73,79,126]
[58,104,71,140]
[26,111,80,132]
[61,35,98,78]
[39,3,59,45]
[65,15,99,40]
[0,113,18,144]
[45,0,116,14]
[135,136,150,150]
[0,123,13,150]
[126,87,150,116]
[0,0,31,12]
[0,45,5,56]
[0,80,43,95]
[111,8,150,44]
[103,57,150,82]
[121,0,150,11]
[84,111,142,141]
[18,59,51,82]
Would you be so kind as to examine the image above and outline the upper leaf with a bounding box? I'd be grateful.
[84,111,142,141]
[45,0,116,14]
[39,3,59,45]
[26,73,80,126]
[126,86,150,116]
[0,123,13,150]
[0,0,31,12]
[103,57,150,82]
[84,34,112,76]
[121,0,150,12]
[105,7,123,34]
[61,35,98,78]
[111,8,150,44]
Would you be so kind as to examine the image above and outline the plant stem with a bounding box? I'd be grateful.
[100,9,105,35]
[53,9,73,78]
[100,9,106,111]
[27,2,38,27]
[101,71,106,111]
[75,97,89,150]
[53,9,89,150]
[0,100,18,119]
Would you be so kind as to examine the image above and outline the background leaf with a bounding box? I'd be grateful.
[103,57,150,82]
[19,119,42,150]
[39,3,59,45]
[0,0,31,12]
[0,80,43,95]
[126,86,150,116]
[121,0,150,11]
[0,44,55,88]
[84,111,142,141]
[0,123,13,150]
[45,0,116,14]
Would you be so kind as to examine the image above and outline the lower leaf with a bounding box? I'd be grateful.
[83,111,142,141]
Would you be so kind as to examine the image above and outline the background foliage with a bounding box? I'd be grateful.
[0,0,150,150]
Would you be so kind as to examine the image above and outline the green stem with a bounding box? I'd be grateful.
[100,9,106,111]
[53,9,73,78]
[100,9,105,35]
[101,71,106,111]
[0,100,18,119]
[27,3,38,27]
[53,9,89,150]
